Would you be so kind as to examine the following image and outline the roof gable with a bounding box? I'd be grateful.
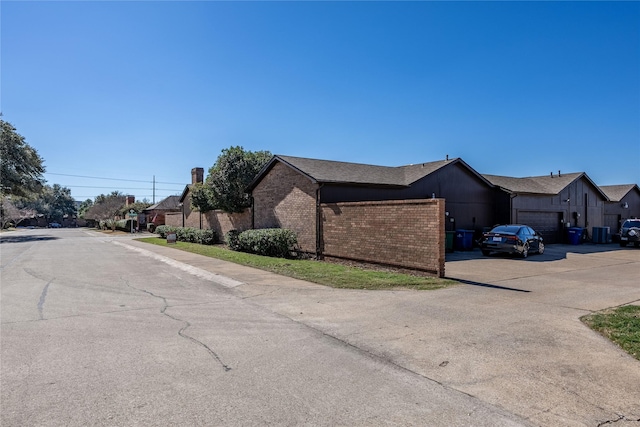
[484,172,609,200]
[248,155,494,191]
[600,184,640,202]
[144,195,181,211]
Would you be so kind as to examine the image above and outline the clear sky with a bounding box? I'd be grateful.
[2,1,639,203]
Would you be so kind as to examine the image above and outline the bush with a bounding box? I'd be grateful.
[225,229,241,251]
[115,219,137,232]
[155,225,217,245]
[230,228,298,258]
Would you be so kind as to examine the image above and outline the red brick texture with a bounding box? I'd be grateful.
[165,192,252,240]
[252,162,319,253]
[321,199,445,277]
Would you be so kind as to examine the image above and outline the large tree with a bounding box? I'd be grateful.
[195,146,271,213]
[0,119,46,197]
[16,184,77,223]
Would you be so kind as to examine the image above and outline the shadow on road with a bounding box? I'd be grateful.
[0,235,59,244]
[446,243,637,263]
[447,278,531,293]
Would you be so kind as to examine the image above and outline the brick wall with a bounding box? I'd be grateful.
[321,199,445,277]
[164,192,251,241]
[252,161,318,253]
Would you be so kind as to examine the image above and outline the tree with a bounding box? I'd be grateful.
[84,192,126,230]
[0,119,46,197]
[14,184,77,223]
[0,196,35,229]
[78,199,94,219]
[199,146,272,213]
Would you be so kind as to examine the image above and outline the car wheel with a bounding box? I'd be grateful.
[482,249,491,256]
[620,242,628,247]
[635,242,640,248]
[521,243,529,258]
[538,242,545,255]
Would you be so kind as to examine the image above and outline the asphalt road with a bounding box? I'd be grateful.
[1,228,528,427]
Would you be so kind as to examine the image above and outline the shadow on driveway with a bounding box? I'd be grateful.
[446,243,636,263]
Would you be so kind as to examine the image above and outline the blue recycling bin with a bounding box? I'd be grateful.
[567,227,583,245]
[455,229,474,251]
[592,227,609,244]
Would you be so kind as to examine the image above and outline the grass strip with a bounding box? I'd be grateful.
[581,305,640,361]
[136,237,456,291]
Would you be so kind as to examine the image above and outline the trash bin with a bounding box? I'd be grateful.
[592,227,609,244]
[455,229,474,251]
[567,227,583,245]
[445,231,455,252]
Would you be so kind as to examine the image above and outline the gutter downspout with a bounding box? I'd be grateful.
[316,184,324,260]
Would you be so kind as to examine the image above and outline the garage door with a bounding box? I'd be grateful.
[517,211,562,244]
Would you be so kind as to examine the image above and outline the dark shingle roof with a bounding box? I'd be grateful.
[249,155,489,190]
[600,184,640,202]
[144,195,181,211]
[484,172,609,200]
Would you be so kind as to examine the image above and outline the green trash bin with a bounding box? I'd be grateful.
[445,231,455,252]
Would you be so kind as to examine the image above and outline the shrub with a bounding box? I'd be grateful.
[232,228,298,258]
[115,219,137,232]
[225,229,241,251]
[155,225,217,245]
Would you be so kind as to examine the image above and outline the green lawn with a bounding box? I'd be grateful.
[581,305,640,361]
[136,237,456,291]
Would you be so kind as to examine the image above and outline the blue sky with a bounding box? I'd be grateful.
[2,1,639,202]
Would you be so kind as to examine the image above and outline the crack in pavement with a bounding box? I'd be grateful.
[124,280,232,372]
[597,414,640,426]
[37,280,53,320]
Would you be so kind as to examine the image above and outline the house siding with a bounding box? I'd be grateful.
[321,162,496,232]
[252,161,319,253]
[321,199,445,276]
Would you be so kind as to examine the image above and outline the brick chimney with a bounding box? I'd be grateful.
[126,195,135,205]
[192,167,204,184]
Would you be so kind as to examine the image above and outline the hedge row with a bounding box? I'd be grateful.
[155,225,217,245]
[225,228,298,258]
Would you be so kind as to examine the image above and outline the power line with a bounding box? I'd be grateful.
[46,172,187,185]
[57,184,183,191]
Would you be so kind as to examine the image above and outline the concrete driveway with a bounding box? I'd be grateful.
[227,243,640,426]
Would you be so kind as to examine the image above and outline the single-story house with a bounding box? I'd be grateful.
[247,155,499,254]
[143,195,182,228]
[600,184,640,233]
[483,172,609,243]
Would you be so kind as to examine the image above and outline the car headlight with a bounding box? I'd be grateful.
[629,229,638,237]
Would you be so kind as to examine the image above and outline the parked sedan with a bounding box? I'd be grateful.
[480,224,544,258]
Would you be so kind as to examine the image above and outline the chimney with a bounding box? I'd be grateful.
[126,195,135,205]
[192,167,204,184]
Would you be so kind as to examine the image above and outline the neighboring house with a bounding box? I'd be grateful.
[143,195,181,227]
[165,167,252,237]
[247,155,498,254]
[483,172,609,243]
[600,184,640,233]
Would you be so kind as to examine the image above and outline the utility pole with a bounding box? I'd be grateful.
[153,175,155,204]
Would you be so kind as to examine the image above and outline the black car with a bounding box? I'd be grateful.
[480,224,544,258]
[619,218,640,247]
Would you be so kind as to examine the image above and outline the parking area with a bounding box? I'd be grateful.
[232,242,640,426]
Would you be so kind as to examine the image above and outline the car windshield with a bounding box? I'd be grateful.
[623,220,640,228]
[491,226,520,234]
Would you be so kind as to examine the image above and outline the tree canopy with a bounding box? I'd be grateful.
[0,119,46,197]
[14,184,77,223]
[192,146,272,213]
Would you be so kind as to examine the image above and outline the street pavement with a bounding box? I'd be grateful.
[2,228,639,426]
